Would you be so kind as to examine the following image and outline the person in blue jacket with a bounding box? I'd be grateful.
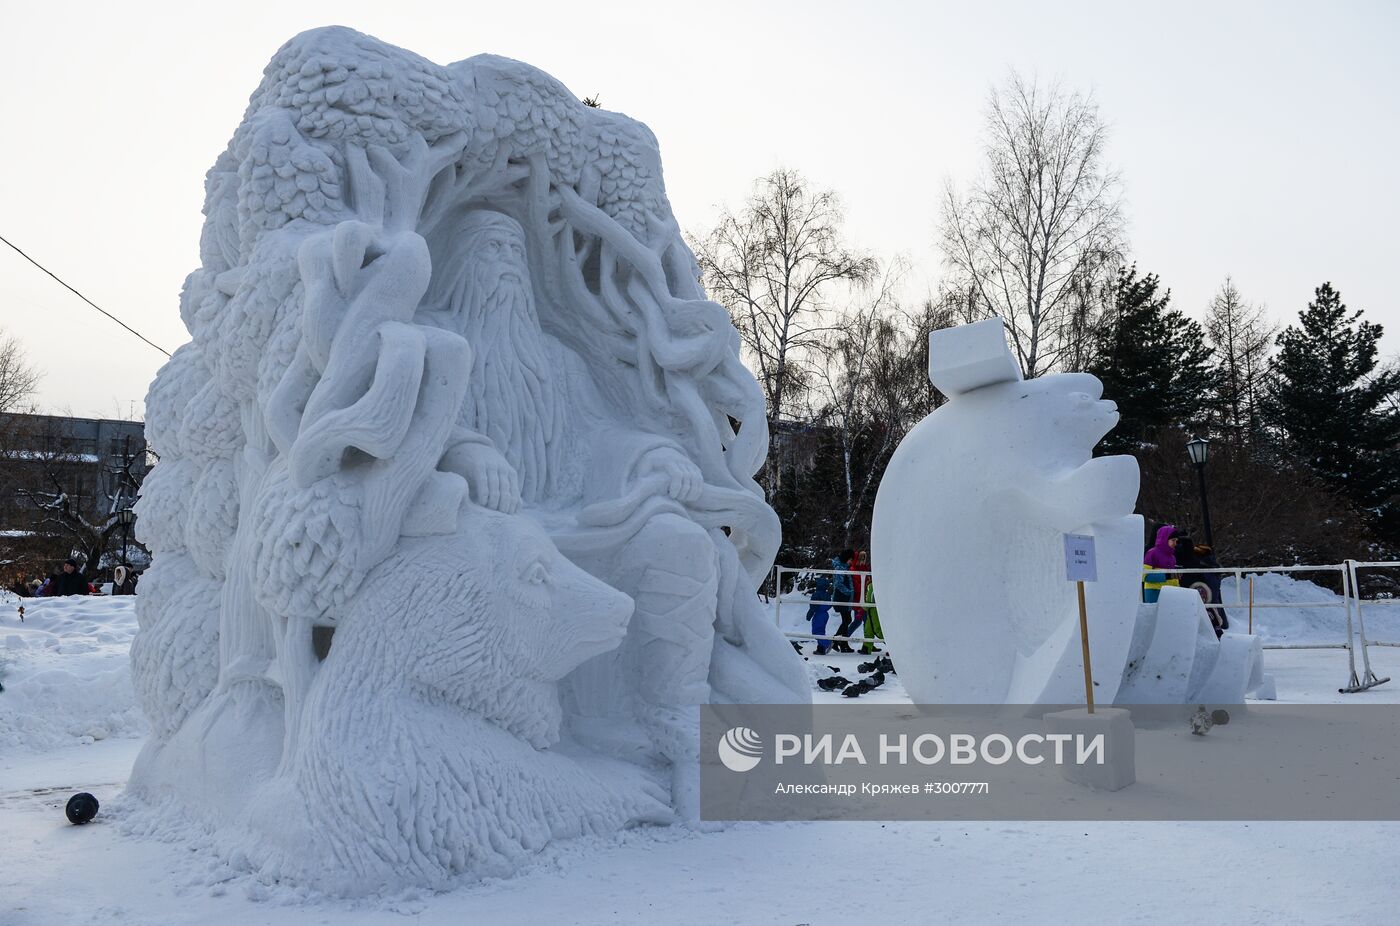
[829,549,857,653]
[804,567,834,656]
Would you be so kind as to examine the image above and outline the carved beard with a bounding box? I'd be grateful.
[451,258,559,504]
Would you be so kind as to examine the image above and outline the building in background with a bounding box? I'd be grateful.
[0,413,150,587]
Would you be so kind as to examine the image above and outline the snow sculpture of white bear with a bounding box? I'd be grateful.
[871,319,1263,705]
[128,26,806,893]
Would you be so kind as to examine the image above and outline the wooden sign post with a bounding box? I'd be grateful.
[1076,581,1094,714]
[1063,534,1098,714]
[1248,576,1255,635]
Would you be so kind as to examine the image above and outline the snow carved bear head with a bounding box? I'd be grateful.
[325,506,634,748]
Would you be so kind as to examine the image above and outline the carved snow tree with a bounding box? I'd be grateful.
[127,28,807,894]
[939,72,1125,379]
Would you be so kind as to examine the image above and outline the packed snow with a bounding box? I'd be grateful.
[0,594,144,753]
[2,583,1399,922]
[1,576,1398,920]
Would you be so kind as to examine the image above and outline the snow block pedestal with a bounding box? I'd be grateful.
[1249,675,1277,700]
[1043,707,1136,792]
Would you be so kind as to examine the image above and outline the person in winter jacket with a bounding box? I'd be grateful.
[44,559,89,597]
[805,568,835,656]
[848,549,870,628]
[1176,536,1228,635]
[1144,525,1178,569]
[860,574,883,655]
[1142,524,1179,603]
[830,549,858,653]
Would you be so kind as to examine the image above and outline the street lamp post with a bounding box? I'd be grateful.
[1186,436,1214,548]
[116,507,135,570]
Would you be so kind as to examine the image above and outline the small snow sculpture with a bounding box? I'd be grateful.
[871,319,1263,705]
[128,26,806,892]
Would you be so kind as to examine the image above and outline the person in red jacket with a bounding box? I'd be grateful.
[834,549,870,652]
[848,549,869,622]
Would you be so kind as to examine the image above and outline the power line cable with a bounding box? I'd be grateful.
[0,233,172,357]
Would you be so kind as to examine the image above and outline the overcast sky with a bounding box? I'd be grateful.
[2,0,1396,418]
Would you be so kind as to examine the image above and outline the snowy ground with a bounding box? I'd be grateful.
[2,582,1399,925]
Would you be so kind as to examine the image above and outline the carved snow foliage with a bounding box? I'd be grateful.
[132,459,196,557]
[141,344,208,461]
[185,459,239,580]
[129,575,221,740]
[250,467,363,621]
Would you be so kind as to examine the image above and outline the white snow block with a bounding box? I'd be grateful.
[1248,675,1277,701]
[1116,588,1214,703]
[1245,639,1266,692]
[1044,707,1135,791]
[1192,632,1263,704]
[1018,516,1146,705]
[927,318,1022,396]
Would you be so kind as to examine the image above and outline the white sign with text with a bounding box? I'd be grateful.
[1063,533,1097,582]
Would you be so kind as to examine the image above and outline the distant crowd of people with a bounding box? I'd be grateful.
[7,559,139,598]
[1143,523,1228,635]
[802,548,881,656]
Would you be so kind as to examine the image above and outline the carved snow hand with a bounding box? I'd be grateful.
[638,447,704,503]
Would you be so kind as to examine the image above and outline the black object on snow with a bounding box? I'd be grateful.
[827,665,840,673]
[842,680,875,698]
[817,676,851,691]
[66,792,99,825]
[858,655,896,675]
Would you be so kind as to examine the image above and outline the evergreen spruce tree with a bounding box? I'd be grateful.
[1265,283,1400,539]
[1088,266,1216,453]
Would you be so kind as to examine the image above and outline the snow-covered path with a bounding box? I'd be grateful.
[3,585,1399,924]
[4,738,1397,926]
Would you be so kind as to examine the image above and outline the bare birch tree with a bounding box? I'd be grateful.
[807,261,906,544]
[940,72,1125,378]
[693,168,877,488]
[0,328,41,413]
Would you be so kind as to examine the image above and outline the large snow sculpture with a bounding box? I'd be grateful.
[870,319,1263,705]
[129,26,806,893]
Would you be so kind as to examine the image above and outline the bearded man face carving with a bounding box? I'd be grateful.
[436,211,561,506]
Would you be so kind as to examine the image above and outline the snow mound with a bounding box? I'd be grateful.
[1219,572,1378,645]
[0,596,145,752]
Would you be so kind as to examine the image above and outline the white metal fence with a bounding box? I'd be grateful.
[772,566,879,648]
[770,560,1397,692]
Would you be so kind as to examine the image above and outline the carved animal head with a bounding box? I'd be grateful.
[328,505,632,748]
[967,372,1120,477]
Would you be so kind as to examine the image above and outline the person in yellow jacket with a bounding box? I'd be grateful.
[1142,524,1180,603]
